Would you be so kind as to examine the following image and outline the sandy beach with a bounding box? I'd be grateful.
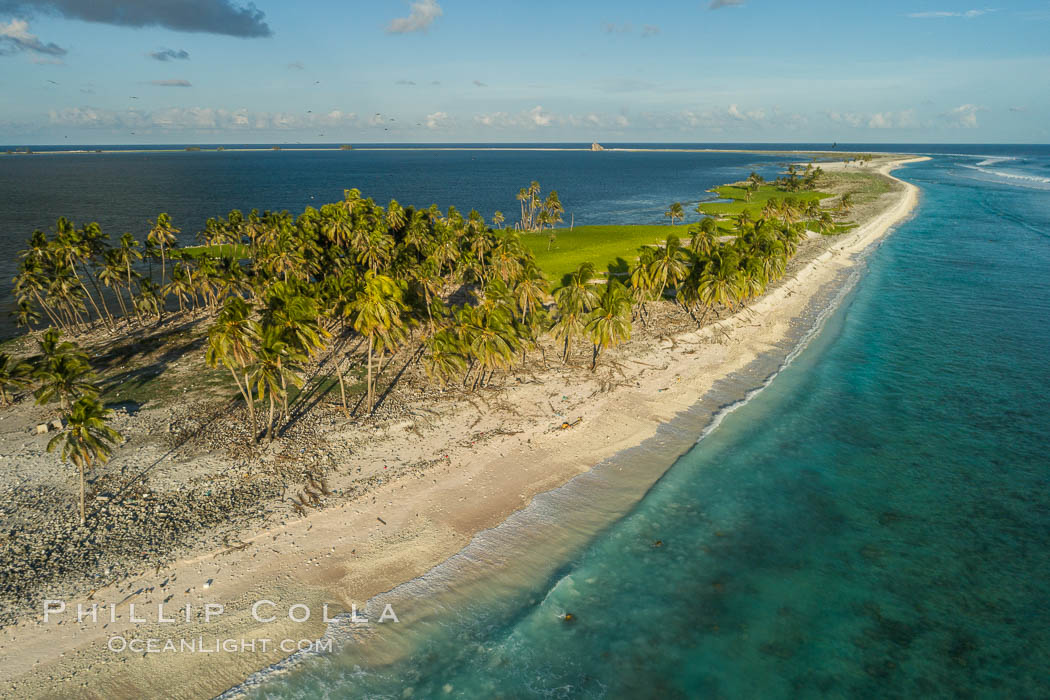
[0,156,928,699]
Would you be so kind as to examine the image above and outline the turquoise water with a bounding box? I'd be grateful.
[239,154,1050,698]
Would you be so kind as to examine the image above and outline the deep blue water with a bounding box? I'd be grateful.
[224,152,1050,698]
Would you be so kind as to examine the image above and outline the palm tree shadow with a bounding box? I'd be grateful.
[371,344,421,414]
[96,332,208,403]
[607,257,630,279]
[279,333,364,435]
[99,397,236,515]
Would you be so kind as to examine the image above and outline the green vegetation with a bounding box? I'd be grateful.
[182,243,250,260]
[698,184,831,218]
[522,224,674,285]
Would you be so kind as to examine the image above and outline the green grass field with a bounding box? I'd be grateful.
[181,243,250,260]
[696,183,832,218]
[521,224,684,286]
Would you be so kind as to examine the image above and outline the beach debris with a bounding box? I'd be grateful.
[559,417,583,431]
[34,423,48,434]
[377,516,387,525]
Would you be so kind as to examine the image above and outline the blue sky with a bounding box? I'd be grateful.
[1,0,1048,143]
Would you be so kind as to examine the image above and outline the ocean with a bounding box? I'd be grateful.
[4,144,1049,697]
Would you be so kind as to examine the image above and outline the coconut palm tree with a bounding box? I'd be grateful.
[98,249,131,321]
[628,249,656,325]
[47,396,122,525]
[461,302,519,388]
[51,218,108,329]
[13,257,62,330]
[32,329,97,413]
[148,213,179,287]
[116,233,144,321]
[553,263,599,363]
[586,279,632,370]
[0,352,32,406]
[424,327,467,385]
[350,271,408,413]
[646,235,689,299]
[513,264,549,323]
[697,249,745,316]
[543,191,564,229]
[665,202,685,226]
[253,324,302,441]
[206,297,261,440]
[78,222,116,328]
[817,211,836,234]
[688,218,719,257]
[163,263,196,314]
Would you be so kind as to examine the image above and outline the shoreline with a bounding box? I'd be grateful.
[0,156,928,699]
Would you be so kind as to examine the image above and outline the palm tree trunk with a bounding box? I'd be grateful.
[337,361,349,419]
[279,360,289,421]
[366,336,374,413]
[126,263,142,322]
[32,290,63,329]
[266,393,275,442]
[113,286,128,320]
[71,265,105,328]
[83,262,115,329]
[227,366,257,442]
[78,461,86,525]
[96,283,115,329]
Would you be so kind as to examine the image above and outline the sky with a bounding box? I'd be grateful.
[1,0,1048,144]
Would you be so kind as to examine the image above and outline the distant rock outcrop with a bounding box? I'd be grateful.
[591,142,605,151]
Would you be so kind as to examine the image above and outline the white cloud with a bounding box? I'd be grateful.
[424,111,449,129]
[387,0,443,34]
[0,18,66,56]
[943,104,980,128]
[528,105,552,127]
[727,104,766,122]
[906,9,992,18]
[473,105,557,129]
